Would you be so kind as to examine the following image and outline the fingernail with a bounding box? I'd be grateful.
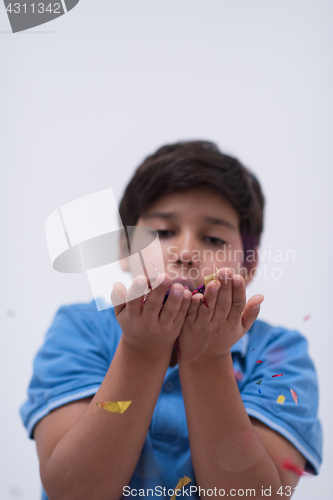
[233,277,242,287]
[171,286,183,296]
[211,284,220,292]
[136,276,147,287]
[219,270,232,282]
[254,303,262,310]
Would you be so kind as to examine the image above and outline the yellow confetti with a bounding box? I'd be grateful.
[170,476,192,500]
[204,268,219,287]
[96,401,132,413]
[276,395,285,404]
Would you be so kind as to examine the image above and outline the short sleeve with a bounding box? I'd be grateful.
[19,301,121,439]
[240,323,323,475]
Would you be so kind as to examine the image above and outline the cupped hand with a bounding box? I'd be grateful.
[111,274,192,358]
[178,267,264,364]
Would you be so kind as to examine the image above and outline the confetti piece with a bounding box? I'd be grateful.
[252,348,255,351]
[162,289,171,305]
[276,395,285,404]
[170,477,192,500]
[258,389,262,394]
[204,268,219,287]
[272,374,284,378]
[303,314,311,322]
[256,360,262,364]
[201,296,209,308]
[256,379,262,385]
[282,460,304,477]
[192,277,209,308]
[290,388,298,404]
[96,401,132,413]
[234,370,244,382]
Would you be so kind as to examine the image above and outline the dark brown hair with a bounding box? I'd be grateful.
[118,140,265,264]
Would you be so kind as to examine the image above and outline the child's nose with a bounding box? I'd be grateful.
[173,232,196,264]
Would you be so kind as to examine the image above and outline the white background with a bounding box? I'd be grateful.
[1,1,332,499]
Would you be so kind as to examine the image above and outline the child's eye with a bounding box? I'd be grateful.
[204,237,227,246]
[156,230,173,238]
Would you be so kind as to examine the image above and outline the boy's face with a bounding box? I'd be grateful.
[127,188,257,290]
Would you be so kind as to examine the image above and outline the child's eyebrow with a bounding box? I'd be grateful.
[142,212,237,231]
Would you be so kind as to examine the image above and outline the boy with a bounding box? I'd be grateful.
[20,141,322,500]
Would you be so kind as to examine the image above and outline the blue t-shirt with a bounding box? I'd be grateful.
[20,301,323,500]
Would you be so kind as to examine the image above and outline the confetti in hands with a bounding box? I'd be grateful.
[96,401,132,414]
[177,267,264,364]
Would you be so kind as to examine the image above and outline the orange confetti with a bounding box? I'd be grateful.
[290,388,298,404]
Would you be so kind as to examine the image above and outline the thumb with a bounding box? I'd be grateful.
[111,281,128,316]
[241,294,264,332]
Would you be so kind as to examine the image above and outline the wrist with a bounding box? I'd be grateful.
[119,335,173,366]
[178,350,233,372]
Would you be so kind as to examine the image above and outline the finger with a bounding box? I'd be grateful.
[213,267,234,319]
[185,293,203,324]
[173,289,193,325]
[111,281,128,316]
[125,275,151,316]
[227,274,247,325]
[159,283,185,325]
[141,273,173,320]
[241,294,264,332]
[198,279,220,320]
[205,280,221,315]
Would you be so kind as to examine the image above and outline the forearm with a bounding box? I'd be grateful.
[178,353,282,498]
[43,337,171,500]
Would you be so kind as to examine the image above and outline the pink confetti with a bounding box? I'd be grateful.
[282,460,304,477]
[256,360,262,364]
[290,388,298,404]
[272,374,284,378]
[192,285,209,308]
[303,314,311,322]
[234,370,243,382]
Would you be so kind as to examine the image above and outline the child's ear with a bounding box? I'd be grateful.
[240,246,259,286]
[118,230,130,272]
